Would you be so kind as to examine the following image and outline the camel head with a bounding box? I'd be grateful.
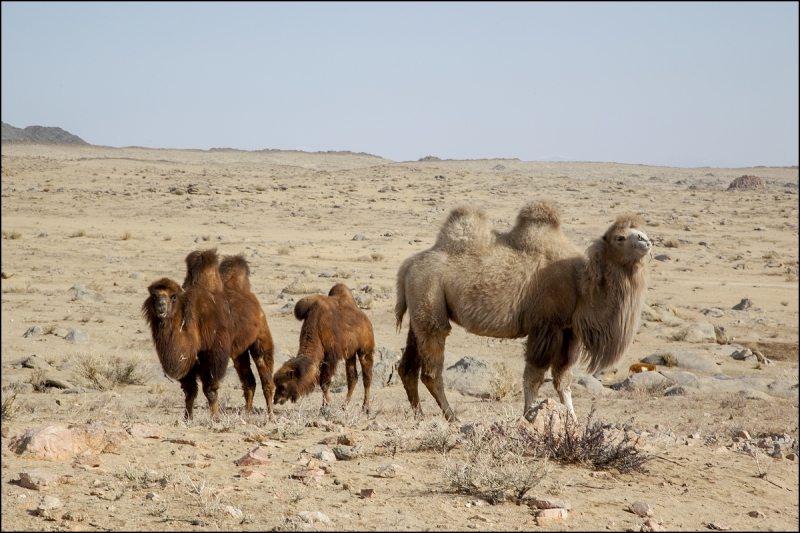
[272,358,317,405]
[601,214,652,265]
[146,278,183,319]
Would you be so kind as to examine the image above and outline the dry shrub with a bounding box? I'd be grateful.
[418,420,459,454]
[73,351,155,390]
[2,230,22,239]
[663,239,680,248]
[1,386,19,420]
[489,362,521,401]
[517,406,651,473]
[69,229,86,238]
[27,368,49,393]
[662,352,678,367]
[443,419,549,504]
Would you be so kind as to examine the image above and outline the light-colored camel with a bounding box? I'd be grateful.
[395,200,651,422]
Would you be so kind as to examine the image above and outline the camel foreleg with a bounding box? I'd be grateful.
[344,354,358,406]
[179,367,199,421]
[251,334,276,420]
[358,349,374,414]
[418,329,456,423]
[232,351,257,414]
[522,362,548,421]
[398,329,424,418]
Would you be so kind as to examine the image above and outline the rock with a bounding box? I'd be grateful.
[127,423,161,439]
[748,510,765,519]
[377,464,403,478]
[352,235,367,241]
[224,505,243,519]
[731,348,756,362]
[657,370,700,388]
[576,373,613,395]
[654,254,671,262]
[664,386,692,396]
[641,518,667,532]
[239,468,267,480]
[735,430,751,440]
[371,347,401,387]
[18,469,58,490]
[9,425,74,460]
[290,467,325,485]
[708,520,732,530]
[681,323,716,343]
[535,508,569,521]
[360,488,376,498]
[69,422,130,454]
[444,355,494,397]
[524,398,572,436]
[277,302,295,314]
[318,270,338,278]
[727,175,765,191]
[74,289,102,302]
[737,389,772,401]
[611,371,673,392]
[22,326,44,338]
[36,495,63,516]
[62,387,99,394]
[235,446,272,466]
[308,445,337,462]
[64,328,89,343]
[641,351,717,373]
[629,500,654,517]
[298,511,331,524]
[354,293,373,309]
[701,308,725,318]
[45,377,74,389]
[332,446,362,460]
[530,497,571,510]
[128,272,145,280]
[22,355,52,369]
[732,298,753,311]
[713,325,728,344]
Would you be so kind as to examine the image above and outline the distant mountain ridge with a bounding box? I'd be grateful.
[2,122,89,145]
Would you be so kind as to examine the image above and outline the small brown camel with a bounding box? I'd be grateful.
[395,201,652,422]
[143,250,232,420]
[273,283,375,412]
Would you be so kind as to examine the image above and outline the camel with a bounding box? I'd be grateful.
[216,253,276,419]
[273,283,375,412]
[629,362,657,374]
[395,200,652,422]
[143,250,232,420]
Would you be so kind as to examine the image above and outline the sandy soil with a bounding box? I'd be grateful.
[1,143,798,531]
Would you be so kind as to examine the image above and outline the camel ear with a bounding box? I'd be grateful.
[285,368,295,380]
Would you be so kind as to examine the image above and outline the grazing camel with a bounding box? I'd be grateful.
[395,201,652,422]
[273,283,375,412]
[143,250,232,420]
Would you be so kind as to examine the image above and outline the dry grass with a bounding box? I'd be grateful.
[2,230,22,240]
[1,386,19,420]
[69,229,86,238]
[489,362,521,401]
[27,368,49,393]
[73,351,156,390]
[121,230,132,240]
[663,238,680,248]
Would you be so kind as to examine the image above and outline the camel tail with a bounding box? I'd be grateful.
[395,258,412,333]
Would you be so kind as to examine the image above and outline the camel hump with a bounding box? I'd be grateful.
[294,294,327,321]
[433,205,492,253]
[219,254,251,290]
[328,283,355,306]
[183,248,222,291]
[517,201,560,228]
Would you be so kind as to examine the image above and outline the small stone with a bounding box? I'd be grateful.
[64,328,89,343]
[234,446,271,466]
[732,298,752,311]
[224,505,243,519]
[530,497,571,510]
[239,468,267,480]
[641,518,667,532]
[748,510,765,518]
[146,492,160,500]
[377,464,403,478]
[629,501,654,517]
[360,488,376,498]
[128,423,161,439]
[290,468,325,485]
[22,354,51,369]
[22,326,45,338]
[332,446,362,460]
[535,508,569,521]
[62,511,87,522]
[708,520,732,530]
[654,254,671,262]
[37,495,63,515]
[735,430,751,440]
[352,235,367,241]
[18,469,58,490]
[298,511,331,524]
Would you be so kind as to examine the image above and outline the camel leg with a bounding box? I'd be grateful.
[522,362,548,421]
[250,330,276,420]
[320,380,332,414]
[552,329,581,422]
[358,348,374,413]
[344,354,358,406]
[179,367,199,421]
[231,351,257,414]
[418,330,456,422]
[398,329,424,418]
[198,349,228,421]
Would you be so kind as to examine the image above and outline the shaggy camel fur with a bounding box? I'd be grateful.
[216,254,276,419]
[273,283,374,412]
[143,250,232,420]
[395,201,652,422]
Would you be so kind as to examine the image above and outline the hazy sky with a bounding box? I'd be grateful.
[2,2,798,167]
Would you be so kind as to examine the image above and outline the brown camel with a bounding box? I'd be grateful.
[395,201,652,422]
[143,250,232,420]
[216,253,276,419]
[273,283,374,412]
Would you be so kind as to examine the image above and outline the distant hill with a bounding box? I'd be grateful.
[1,122,89,145]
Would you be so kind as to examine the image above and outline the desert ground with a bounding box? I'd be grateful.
[1,143,798,532]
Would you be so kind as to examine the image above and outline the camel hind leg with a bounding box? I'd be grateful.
[179,366,199,421]
[358,348,373,413]
[344,354,358,406]
[523,323,563,421]
[249,326,275,420]
[417,328,455,422]
[551,329,581,422]
[398,328,423,418]
[198,349,229,421]
[231,350,257,413]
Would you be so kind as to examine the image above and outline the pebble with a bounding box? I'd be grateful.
[629,500,654,517]
[298,511,331,524]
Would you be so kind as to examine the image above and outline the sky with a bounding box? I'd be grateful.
[2,2,798,168]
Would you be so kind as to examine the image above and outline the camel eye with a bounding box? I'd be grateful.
[171,294,177,301]
[616,235,625,242]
